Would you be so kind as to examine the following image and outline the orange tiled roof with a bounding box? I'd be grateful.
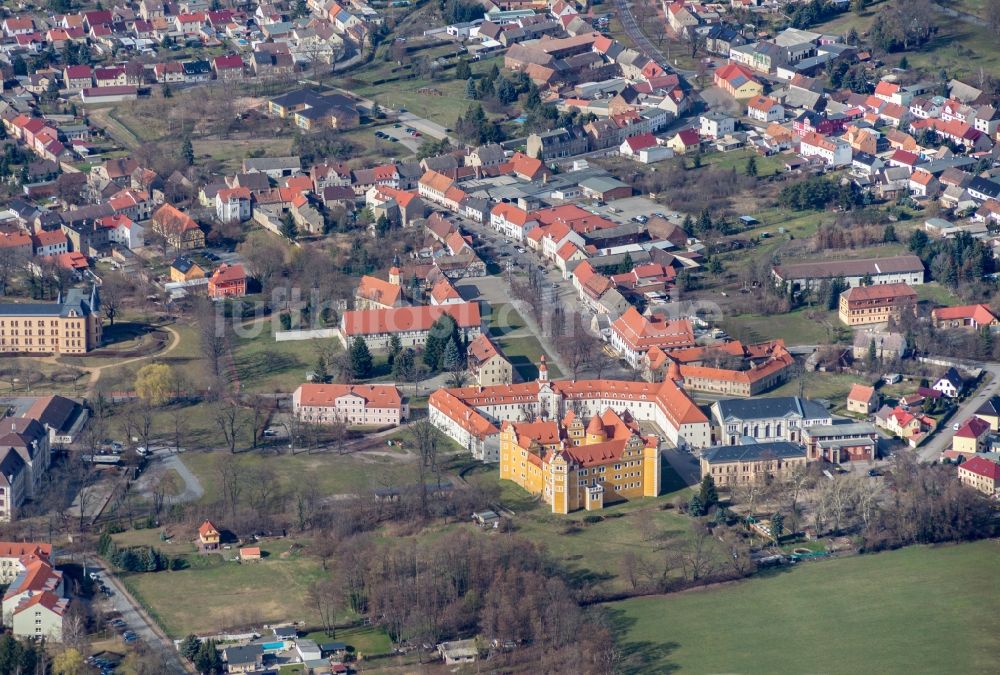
[296,383,402,408]
[611,307,695,351]
[342,303,481,336]
[356,275,401,307]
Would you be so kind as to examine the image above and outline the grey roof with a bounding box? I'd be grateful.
[171,255,199,274]
[243,156,302,172]
[803,422,877,439]
[714,397,829,422]
[272,625,297,638]
[578,176,629,193]
[976,396,1000,417]
[702,441,806,464]
[938,367,964,387]
[0,287,98,319]
[774,254,924,281]
[26,395,80,432]
[0,448,26,483]
[968,177,1000,198]
[224,644,262,665]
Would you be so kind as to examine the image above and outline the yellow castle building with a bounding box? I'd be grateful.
[499,408,661,514]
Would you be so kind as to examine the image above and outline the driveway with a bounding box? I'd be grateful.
[916,364,1000,462]
[134,448,205,505]
[92,563,189,674]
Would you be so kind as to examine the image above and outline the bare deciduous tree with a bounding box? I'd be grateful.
[214,399,245,454]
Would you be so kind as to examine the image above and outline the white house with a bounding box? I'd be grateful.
[541,224,585,261]
[101,215,144,250]
[619,133,671,163]
[215,187,252,223]
[490,203,537,242]
[746,95,784,123]
[799,132,851,167]
[699,111,736,140]
[932,367,965,398]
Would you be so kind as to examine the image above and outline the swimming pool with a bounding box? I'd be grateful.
[261,641,285,651]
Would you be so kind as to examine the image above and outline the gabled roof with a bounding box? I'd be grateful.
[933,304,997,325]
[847,383,876,403]
[13,591,68,617]
[623,133,657,152]
[295,383,402,409]
[955,416,990,439]
[714,396,829,422]
[342,303,481,336]
[209,263,245,285]
[960,456,1000,481]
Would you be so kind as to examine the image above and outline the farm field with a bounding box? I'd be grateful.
[606,540,1000,675]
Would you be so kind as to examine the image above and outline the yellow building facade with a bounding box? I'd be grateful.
[498,409,660,514]
[0,287,101,355]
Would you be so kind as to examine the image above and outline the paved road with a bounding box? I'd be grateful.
[934,2,987,27]
[92,562,189,674]
[612,0,668,66]
[917,363,1000,462]
[158,450,205,505]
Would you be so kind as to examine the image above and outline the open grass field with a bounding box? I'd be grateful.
[117,537,325,637]
[765,372,870,408]
[606,540,1000,674]
[723,308,846,346]
[337,52,506,124]
[193,137,295,172]
[181,444,430,504]
[230,329,340,393]
[700,147,786,178]
[915,282,964,307]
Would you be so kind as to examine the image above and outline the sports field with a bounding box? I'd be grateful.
[606,540,1000,674]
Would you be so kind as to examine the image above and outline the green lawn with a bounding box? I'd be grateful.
[117,538,325,637]
[181,446,425,504]
[302,626,393,657]
[765,372,873,409]
[463,462,697,595]
[701,147,785,178]
[915,282,963,307]
[487,303,562,381]
[230,329,341,393]
[724,308,846,345]
[337,53,505,124]
[606,540,1000,674]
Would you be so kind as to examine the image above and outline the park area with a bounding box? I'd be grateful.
[461,461,695,596]
[605,540,1000,674]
